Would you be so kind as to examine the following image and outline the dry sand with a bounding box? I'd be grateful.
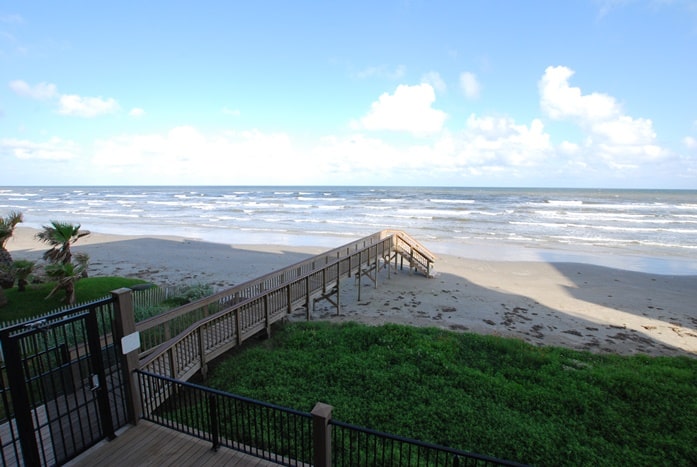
[8,227,697,358]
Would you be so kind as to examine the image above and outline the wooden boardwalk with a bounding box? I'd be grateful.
[64,421,281,466]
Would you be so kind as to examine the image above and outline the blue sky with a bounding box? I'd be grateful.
[1,1,696,188]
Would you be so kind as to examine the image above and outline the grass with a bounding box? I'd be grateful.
[207,321,697,466]
[0,276,148,324]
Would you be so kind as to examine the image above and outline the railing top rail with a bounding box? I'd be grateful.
[330,418,527,467]
[383,229,437,262]
[0,295,113,337]
[136,369,312,419]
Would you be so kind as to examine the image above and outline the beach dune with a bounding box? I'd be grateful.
[7,227,697,358]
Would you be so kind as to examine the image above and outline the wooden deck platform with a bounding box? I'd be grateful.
[64,421,281,466]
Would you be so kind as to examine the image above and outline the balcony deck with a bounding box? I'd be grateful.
[65,420,281,466]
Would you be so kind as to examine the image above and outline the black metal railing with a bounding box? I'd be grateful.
[136,370,525,467]
[330,419,527,467]
[137,370,313,466]
[0,297,130,466]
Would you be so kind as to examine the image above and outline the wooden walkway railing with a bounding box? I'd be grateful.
[136,230,434,387]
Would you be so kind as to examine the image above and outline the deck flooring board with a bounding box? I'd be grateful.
[64,421,281,466]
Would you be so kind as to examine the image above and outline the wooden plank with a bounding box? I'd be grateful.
[64,421,281,466]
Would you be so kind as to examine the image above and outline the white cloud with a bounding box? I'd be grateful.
[591,115,656,146]
[453,115,552,168]
[1,137,79,160]
[222,107,241,116]
[559,140,581,154]
[91,127,305,184]
[129,107,145,117]
[459,72,481,99]
[538,65,668,168]
[539,66,618,121]
[10,79,121,117]
[316,115,554,183]
[355,83,447,135]
[9,80,57,100]
[682,136,697,149]
[421,71,447,93]
[354,65,406,80]
[58,94,119,117]
[0,14,23,24]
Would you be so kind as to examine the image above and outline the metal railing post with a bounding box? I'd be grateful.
[209,394,220,451]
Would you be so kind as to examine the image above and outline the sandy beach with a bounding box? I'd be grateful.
[7,227,697,358]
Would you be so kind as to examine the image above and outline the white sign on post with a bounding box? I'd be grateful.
[121,331,141,355]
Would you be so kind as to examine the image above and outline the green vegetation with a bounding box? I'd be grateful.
[0,211,24,305]
[35,221,91,305]
[133,283,214,322]
[0,276,147,324]
[208,321,697,466]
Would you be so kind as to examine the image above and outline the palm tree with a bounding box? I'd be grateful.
[0,211,24,288]
[35,221,90,265]
[74,252,90,278]
[45,262,85,305]
[12,259,35,292]
[36,221,90,305]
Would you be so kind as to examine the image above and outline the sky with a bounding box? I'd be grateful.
[1,1,696,188]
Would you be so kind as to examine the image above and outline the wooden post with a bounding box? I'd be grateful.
[168,347,177,379]
[357,265,362,302]
[235,308,243,345]
[336,274,341,316]
[198,326,207,379]
[312,402,333,467]
[264,295,271,338]
[374,247,378,290]
[305,276,311,320]
[112,287,142,425]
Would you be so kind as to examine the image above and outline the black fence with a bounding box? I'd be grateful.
[136,370,526,467]
[330,420,526,467]
[0,297,130,466]
[137,370,313,465]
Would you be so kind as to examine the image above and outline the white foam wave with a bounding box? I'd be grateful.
[429,198,475,204]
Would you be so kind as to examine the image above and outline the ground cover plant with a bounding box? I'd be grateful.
[207,321,697,466]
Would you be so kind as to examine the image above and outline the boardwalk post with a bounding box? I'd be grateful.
[305,276,311,320]
[264,295,271,337]
[357,265,362,302]
[235,308,242,345]
[312,402,333,467]
[112,287,142,425]
[373,245,378,289]
[336,264,341,316]
[198,326,208,379]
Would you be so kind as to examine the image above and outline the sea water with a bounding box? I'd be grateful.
[1,186,695,274]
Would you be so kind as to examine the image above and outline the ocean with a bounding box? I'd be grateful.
[1,186,696,275]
